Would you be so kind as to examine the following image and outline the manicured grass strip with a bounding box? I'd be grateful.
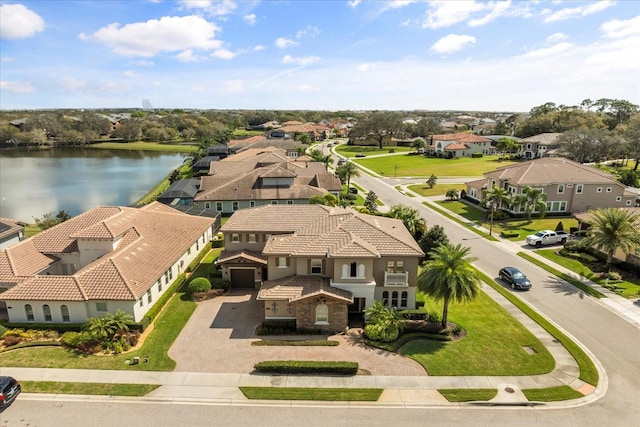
[407,184,467,197]
[240,387,382,401]
[522,385,584,402]
[21,381,159,396]
[354,155,516,177]
[477,268,599,386]
[365,332,451,353]
[23,223,43,237]
[518,252,605,299]
[254,361,358,375]
[91,141,197,153]
[422,202,500,241]
[439,389,497,402]
[136,163,192,206]
[251,340,339,346]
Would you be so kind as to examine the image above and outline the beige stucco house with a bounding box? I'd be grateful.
[518,133,562,159]
[0,202,216,323]
[217,205,424,331]
[466,157,638,215]
[428,132,494,158]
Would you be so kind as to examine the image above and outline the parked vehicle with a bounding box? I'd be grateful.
[355,153,366,158]
[337,158,346,166]
[498,267,532,290]
[525,230,570,247]
[0,376,21,407]
[349,187,358,194]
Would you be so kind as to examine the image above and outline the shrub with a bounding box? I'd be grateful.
[210,277,229,290]
[400,309,427,320]
[208,263,222,278]
[364,323,399,342]
[603,271,622,281]
[555,221,564,231]
[187,277,212,294]
[500,231,519,238]
[257,319,297,335]
[2,335,22,346]
[344,194,357,201]
[254,361,358,375]
[563,240,585,253]
[388,149,396,154]
[60,331,101,353]
[471,152,483,158]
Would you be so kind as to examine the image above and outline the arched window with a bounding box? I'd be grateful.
[61,305,70,323]
[43,304,52,322]
[315,304,329,324]
[25,304,34,321]
[391,291,398,308]
[382,291,389,307]
[401,291,408,308]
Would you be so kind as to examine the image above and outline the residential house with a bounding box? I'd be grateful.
[465,157,638,215]
[518,133,562,159]
[0,202,216,323]
[157,178,200,207]
[217,205,424,330]
[574,207,640,266]
[229,136,303,157]
[193,156,221,175]
[428,132,494,157]
[0,219,24,249]
[193,148,342,214]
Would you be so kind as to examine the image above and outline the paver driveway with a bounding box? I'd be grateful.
[168,290,427,376]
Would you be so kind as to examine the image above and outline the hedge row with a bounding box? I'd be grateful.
[0,322,83,333]
[141,273,187,328]
[186,242,212,273]
[254,360,358,375]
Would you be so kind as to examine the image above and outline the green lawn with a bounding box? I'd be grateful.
[91,141,197,153]
[422,202,499,241]
[23,223,42,237]
[534,250,640,299]
[21,381,159,396]
[522,385,584,402]
[401,289,555,376]
[354,155,518,177]
[135,163,192,206]
[335,145,412,158]
[435,201,578,240]
[408,184,467,197]
[240,387,382,401]
[439,389,498,402]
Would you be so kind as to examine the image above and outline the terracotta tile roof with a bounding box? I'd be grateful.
[217,250,267,265]
[0,202,214,301]
[258,275,353,303]
[222,205,424,258]
[574,207,640,228]
[444,143,468,150]
[485,157,621,185]
[432,132,491,143]
[519,133,562,145]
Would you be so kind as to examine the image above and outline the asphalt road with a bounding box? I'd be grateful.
[2,148,638,426]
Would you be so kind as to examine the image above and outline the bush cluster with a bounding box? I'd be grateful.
[256,320,297,335]
[254,360,358,375]
[187,277,212,294]
[1,328,59,347]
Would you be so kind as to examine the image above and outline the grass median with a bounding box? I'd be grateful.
[240,387,382,401]
[21,381,159,396]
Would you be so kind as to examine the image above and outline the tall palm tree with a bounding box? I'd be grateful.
[417,243,481,329]
[584,208,640,272]
[514,186,548,222]
[309,149,332,170]
[389,204,427,240]
[482,186,512,236]
[336,161,360,189]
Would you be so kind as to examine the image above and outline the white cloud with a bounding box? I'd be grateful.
[357,63,374,72]
[224,80,244,93]
[600,15,640,38]
[282,55,320,66]
[212,48,237,59]
[348,0,362,8]
[543,0,614,23]
[59,77,86,91]
[176,49,203,62]
[468,1,513,27]
[275,37,298,49]
[430,34,476,54]
[547,32,567,42]
[295,84,320,93]
[132,59,154,67]
[520,42,572,58]
[1,56,15,63]
[422,1,485,29]
[253,44,266,51]
[296,26,320,39]
[244,14,256,25]
[123,70,140,77]
[0,80,36,93]
[0,4,45,39]
[85,15,222,57]
[179,0,238,17]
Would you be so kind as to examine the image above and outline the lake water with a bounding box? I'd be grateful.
[0,148,185,222]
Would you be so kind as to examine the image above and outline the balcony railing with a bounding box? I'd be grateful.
[384,271,408,287]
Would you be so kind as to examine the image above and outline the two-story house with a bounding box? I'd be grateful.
[217,205,424,331]
[0,203,216,323]
[0,219,24,249]
[465,157,638,214]
[517,133,562,159]
[428,132,494,158]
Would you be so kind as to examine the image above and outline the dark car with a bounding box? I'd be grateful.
[349,187,358,194]
[499,267,532,290]
[0,376,21,407]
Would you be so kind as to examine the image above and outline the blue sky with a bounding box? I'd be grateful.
[1,0,638,112]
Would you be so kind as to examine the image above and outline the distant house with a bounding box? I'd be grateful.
[157,178,200,207]
[217,205,424,330]
[193,156,221,175]
[193,148,342,214]
[205,145,231,159]
[428,132,494,157]
[466,157,638,215]
[0,203,216,323]
[518,133,562,159]
[0,219,24,249]
[229,136,303,157]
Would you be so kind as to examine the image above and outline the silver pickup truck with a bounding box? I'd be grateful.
[525,230,570,247]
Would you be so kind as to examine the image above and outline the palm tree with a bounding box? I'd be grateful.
[515,186,547,222]
[336,161,360,189]
[85,316,115,343]
[584,208,640,272]
[309,149,332,170]
[417,243,481,329]
[482,186,512,236]
[389,204,427,240]
[107,310,133,336]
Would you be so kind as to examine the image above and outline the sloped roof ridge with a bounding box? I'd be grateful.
[351,214,423,254]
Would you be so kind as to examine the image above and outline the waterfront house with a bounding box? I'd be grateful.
[0,219,24,249]
[0,202,216,323]
[217,205,424,330]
